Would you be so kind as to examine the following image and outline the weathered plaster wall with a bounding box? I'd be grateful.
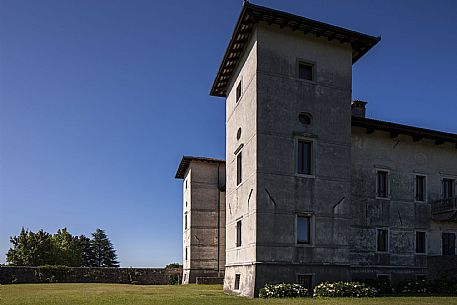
[253,22,353,294]
[224,27,259,297]
[351,127,457,281]
[182,161,225,284]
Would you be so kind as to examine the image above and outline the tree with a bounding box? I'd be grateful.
[165,263,183,269]
[90,229,119,267]
[6,228,54,266]
[75,234,96,267]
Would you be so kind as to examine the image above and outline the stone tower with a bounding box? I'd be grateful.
[175,156,226,284]
[210,3,380,297]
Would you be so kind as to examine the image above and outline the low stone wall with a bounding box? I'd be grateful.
[0,266,182,285]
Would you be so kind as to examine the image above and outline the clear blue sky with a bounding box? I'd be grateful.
[1,0,456,267]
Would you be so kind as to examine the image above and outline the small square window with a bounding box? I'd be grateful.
[234,274,241,290]
[377,229,388,252]
[297,215,311,244]
[298,62,313,81]
[297,274,312,292]
[236,81,242,102]
[377,171,389,198]
[377,274,390,281]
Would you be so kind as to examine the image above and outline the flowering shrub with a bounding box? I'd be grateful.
[394,279,428,295]
[356,278,394,295]
[313,281,377,297]
[259,283,308,298]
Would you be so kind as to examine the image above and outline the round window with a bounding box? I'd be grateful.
[299,112,312,125]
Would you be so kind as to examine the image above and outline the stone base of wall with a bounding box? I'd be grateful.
[224,263,350,298]
[427,256,457,280]
[351,266,427,283]
[182,268,224,284]
[0,266,182,285]
[196,276,224,284]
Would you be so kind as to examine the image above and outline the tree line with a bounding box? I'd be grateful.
[6,228,119,267]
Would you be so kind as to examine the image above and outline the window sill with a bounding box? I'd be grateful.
[295,173,316,179]
[296,243,313,247]
[376,196,391,201]
[297,78,317,85]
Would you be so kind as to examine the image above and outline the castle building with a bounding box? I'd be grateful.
[176,3,457,297]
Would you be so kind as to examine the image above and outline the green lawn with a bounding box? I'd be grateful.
[1,284,457,305]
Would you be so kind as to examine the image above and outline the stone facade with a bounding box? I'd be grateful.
[176,3,457,297]
[175,157,226,284]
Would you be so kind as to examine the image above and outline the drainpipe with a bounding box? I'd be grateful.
[217,164,221,276]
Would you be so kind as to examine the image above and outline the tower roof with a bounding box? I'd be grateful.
[210,2,381,97]
[175,156,225,179]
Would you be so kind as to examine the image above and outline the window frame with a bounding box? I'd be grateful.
[414,174,427,202]
[295,137,315,178]
[236,79,242,102]
[296,274,313,292]
[376,169,390,199]
[236,219,242,248]
[415,230,427,255]
[236,151,242,186]
[296,59,316,82]
[442,178,456,199]
[234,274,241,290]
[442,232,456,256]
[376,228,389,253]
[295,213,314,246]
[377,274,391,281]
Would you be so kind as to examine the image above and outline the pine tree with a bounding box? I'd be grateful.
[90,229,119,267]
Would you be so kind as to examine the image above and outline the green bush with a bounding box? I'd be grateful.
[394,279,429,295]
[259,283,308,298]
[169,274,180,285]
[313,281,377,297]
[356,278,394,295]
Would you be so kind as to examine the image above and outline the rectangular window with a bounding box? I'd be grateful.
[442,233,456,255]
[184,213,188,230]
[185,247,188,260]
[234,274,241,290]
[236,81,242,102]
[297,140,312,175]
[377,170,389,198]
[236,220,242,247]
[297,274,312,292]
[237,152,242,185]
[377,274,390,281]
[298,62,313,81]
[415,175,426,201]
[416,231,426,254]
[297,215,311,244]
[443,179,455,199]
[377,229,388,252]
